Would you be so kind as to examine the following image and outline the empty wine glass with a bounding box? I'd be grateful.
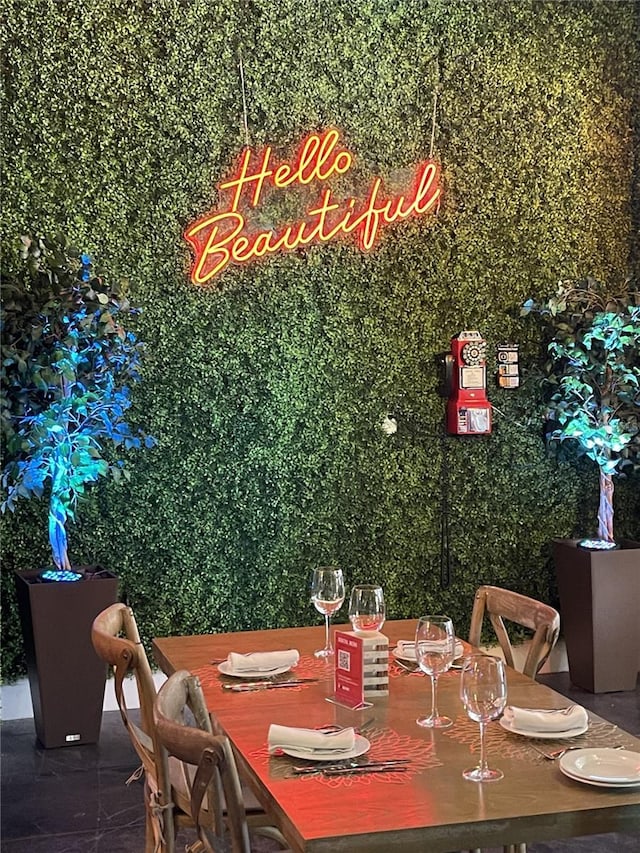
[310,567,345,657]
[415,615,456,728]
[460,654,508,782]
[348,584,385,633]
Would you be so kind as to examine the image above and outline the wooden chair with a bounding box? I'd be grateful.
[92,604,269,852]
[92,603,186,852]
[468,585,560,678]
[468,588,558,853]
[154,669,289,853]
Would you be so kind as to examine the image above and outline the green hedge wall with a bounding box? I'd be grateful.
[2,0,638,680]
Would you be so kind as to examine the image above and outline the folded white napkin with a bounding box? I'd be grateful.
[227,649,299,672]
[268,724,356,754]
[397,640,464,660]
[503,704,588,733]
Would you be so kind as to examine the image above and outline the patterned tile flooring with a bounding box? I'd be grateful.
[1,672,638,852]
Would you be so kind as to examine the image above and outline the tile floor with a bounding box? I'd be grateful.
[1,672,639,852]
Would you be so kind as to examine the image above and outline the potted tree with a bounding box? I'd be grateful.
[522,277,640,692]
[1,232,155,745]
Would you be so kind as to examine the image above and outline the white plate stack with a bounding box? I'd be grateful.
[559,748,640,788]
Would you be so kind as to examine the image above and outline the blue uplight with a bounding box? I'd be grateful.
[577,539,619,551]
[40,569,83,582]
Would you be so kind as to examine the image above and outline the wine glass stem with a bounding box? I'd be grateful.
[478,720,487,773]
[324,614,331,652]
[430,675,438,719]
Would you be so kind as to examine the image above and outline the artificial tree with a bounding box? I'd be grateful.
[1,232,155,573]
[522,277,640,545]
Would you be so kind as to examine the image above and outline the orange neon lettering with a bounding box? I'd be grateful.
[251,231,273,258]
[285,218,315,249]
[315,195,357,242]
[271,130,352,189]
[230,234,252,263]
[297,134,322,184]
[333,150,352,175]
[218,149,251,212]
[218,146,275,211]
[185,130,441,285]
[251,147,274,207]
[313,129,351,182]
[361,178,386,250]
[273,220,308,252]
[306,190,343,240]
[383,193,407,224]
[185,211,244,283]
[268,224,295,253]
[409,163,441,214]
[274,162,293,186]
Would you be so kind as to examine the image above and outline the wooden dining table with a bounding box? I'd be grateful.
[153,620,640,852]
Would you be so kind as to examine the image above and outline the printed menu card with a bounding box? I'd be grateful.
[334,631,365,709]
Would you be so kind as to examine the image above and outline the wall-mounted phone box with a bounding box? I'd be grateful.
[445,331,492,435]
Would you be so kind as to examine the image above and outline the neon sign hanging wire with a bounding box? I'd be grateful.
[185,129,441,285]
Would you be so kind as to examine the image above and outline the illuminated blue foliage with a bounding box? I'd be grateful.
[1,233,155,570]
[522,278,640,541]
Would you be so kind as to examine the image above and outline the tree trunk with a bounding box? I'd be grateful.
[49,454,71,570]
[597,469,614,543]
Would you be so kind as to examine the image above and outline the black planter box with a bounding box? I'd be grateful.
[14,569,119,748]
[553,539,640,694]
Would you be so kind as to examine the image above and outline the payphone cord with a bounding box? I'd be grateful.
[439,428,452,590]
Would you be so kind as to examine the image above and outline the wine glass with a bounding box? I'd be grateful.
[348,584,385,633]
[310,567,345,657]
[415,615,456,728]
[460,654,508,782]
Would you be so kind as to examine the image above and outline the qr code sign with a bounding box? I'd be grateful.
[338,649,351,671]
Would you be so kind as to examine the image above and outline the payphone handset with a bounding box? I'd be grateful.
[445,331,492,435]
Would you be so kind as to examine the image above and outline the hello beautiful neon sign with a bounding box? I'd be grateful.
[185,128,441,285]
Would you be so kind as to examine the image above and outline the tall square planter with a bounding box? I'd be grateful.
[552,539,640,694]
[14,569,118,748]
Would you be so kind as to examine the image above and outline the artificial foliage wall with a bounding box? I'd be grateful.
[1,0,638,679]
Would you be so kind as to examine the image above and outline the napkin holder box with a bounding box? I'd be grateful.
[350,630,389,698]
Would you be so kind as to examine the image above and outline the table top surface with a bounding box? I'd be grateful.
[153,620,640,853]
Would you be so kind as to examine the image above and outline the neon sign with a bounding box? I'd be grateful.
[185,129,441,285]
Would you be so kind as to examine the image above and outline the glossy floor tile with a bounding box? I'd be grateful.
[1,711,148,852]
[1,673,638,851]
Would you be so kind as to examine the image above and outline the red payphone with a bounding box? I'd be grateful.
[445,331,492,435]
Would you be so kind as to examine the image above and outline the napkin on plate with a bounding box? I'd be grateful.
[397,640,464,659]
[502,704,588,733]
[227,649,299,672]
[268,724,356,754]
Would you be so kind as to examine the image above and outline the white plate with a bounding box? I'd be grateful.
[559,748,640,785]
[217,661,292,679]
[280,735,370,762]
[559,764,640,789]
[499,717,589,740]
[393,640,464,663]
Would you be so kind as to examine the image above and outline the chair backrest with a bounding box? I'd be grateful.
[91,602,175,850]
[468,585,560,679]
[154,670,252,853]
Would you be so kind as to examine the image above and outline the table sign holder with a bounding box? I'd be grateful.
[331,630,388,710]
